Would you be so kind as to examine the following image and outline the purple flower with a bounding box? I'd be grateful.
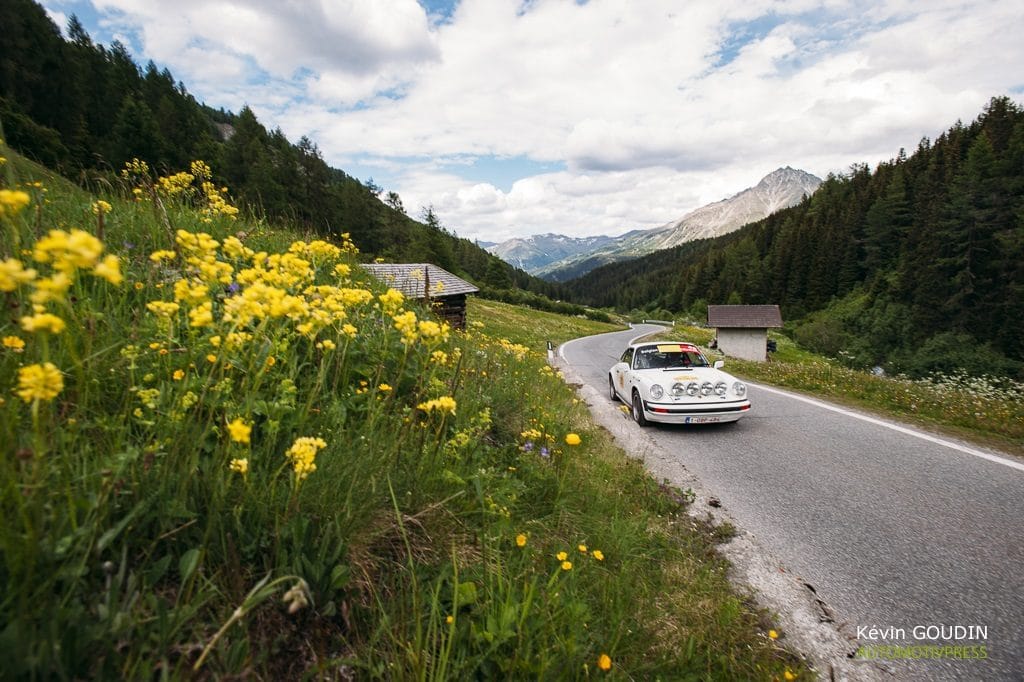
[522,441,534,452]
[539,446,550,459]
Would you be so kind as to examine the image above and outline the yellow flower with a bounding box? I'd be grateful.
[16,362,63,402]
[0,189,31,217]
[286,436,327,480]
[33,228,104,272]
[592,550,604,561]
[228,418,251,444]
[784,671,796,681]
[93,255,123,285]
[378,383,393,392]
[769,629,778,640]
[556,551,568,561]
[149,249,177,263]
[516,533,527,547]
[229,458,249,475]
[188,301,214,328]
[578,544,588,553]
[445,615,454,624]
[417,396,457,415]
[206,354,217,363]
[172,369,185,381]
[92,200,112,215]
[597,654,612,671]
[21,312,66,334]
[3,335,26,352]
[561,560,572,571]
[29,272,71,304]
[0,258,38,291]
[565,433,581,446]
[146,301,180,318]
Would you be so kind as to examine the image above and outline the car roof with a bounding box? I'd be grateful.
[630,341,702,351]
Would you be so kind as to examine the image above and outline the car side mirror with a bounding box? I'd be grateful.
[713,360,725,369]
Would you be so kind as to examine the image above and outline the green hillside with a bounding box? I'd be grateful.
[562,97,1024,379]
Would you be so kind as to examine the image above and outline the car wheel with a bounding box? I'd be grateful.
[608,375,618,402]
[631,390,649,427]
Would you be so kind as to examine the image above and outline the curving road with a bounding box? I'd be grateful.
[561,325,1024,681]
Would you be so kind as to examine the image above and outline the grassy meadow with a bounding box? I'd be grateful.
[646,324,1024,456]
[0,145,806,680]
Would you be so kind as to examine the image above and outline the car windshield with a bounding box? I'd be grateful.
[633,346,708,370]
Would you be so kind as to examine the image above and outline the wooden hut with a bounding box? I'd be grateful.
[707,305,783,362]
[361,263,479,329]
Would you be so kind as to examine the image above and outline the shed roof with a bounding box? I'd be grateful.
[707,304,783,328]
[361,263,479,298]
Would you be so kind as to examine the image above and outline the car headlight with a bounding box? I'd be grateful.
[650,384,664,399]
[686,381,699,396]
[670,382,686,397]
[714,381,727,396]
[700,381,714,396]
[733,381,747,397]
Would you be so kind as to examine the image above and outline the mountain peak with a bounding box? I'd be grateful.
[489,166,822,280]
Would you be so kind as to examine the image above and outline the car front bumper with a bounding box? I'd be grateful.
[640,398,751,424]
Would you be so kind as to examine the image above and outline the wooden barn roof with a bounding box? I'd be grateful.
[707,304,783,328]
[361,263,479,298]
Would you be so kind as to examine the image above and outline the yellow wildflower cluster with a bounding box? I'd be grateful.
[16,362,64,403]
[199,181,239,220]
[126,159,240,220]
[2,230,122,352]
[392,309,450,347]
[145,229,379,346]
[286,436,327,480]
[157,171,196,198]
[120,158,151,184]
[379,288,404,314]
[496,338,531,360]
[2,335,26,352]
[289,239,340,262]
[0,189,32,218]
[417,396,457,415]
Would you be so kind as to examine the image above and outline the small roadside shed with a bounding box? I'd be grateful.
[361,263,479,329]
[707,304,783,362]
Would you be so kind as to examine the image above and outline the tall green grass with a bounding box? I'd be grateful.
[1,145,804,679]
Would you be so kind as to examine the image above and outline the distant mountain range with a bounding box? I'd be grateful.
[486,167,822,281]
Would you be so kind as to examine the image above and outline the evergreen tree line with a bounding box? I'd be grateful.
[0,0,561,299]
[563,97,1024,378]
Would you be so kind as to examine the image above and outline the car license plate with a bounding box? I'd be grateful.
[685,416,720,424]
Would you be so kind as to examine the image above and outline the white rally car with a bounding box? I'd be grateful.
[609,341,750,426]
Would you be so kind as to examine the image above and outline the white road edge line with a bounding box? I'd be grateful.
[748,380,1024,473]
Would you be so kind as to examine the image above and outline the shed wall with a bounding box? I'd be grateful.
[717,328,768,362]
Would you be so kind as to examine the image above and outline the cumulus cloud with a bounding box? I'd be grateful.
[60,0,1024,241]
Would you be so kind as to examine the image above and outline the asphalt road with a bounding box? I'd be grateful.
[561,325,1024,681]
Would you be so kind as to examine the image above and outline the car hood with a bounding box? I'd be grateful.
[631,367,739,384]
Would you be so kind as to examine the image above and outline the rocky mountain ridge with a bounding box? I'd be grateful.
[487,167,822,281]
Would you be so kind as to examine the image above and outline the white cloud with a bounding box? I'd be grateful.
[67,0,1024,242]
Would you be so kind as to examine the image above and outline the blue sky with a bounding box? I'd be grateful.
[42,0,1024,242]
